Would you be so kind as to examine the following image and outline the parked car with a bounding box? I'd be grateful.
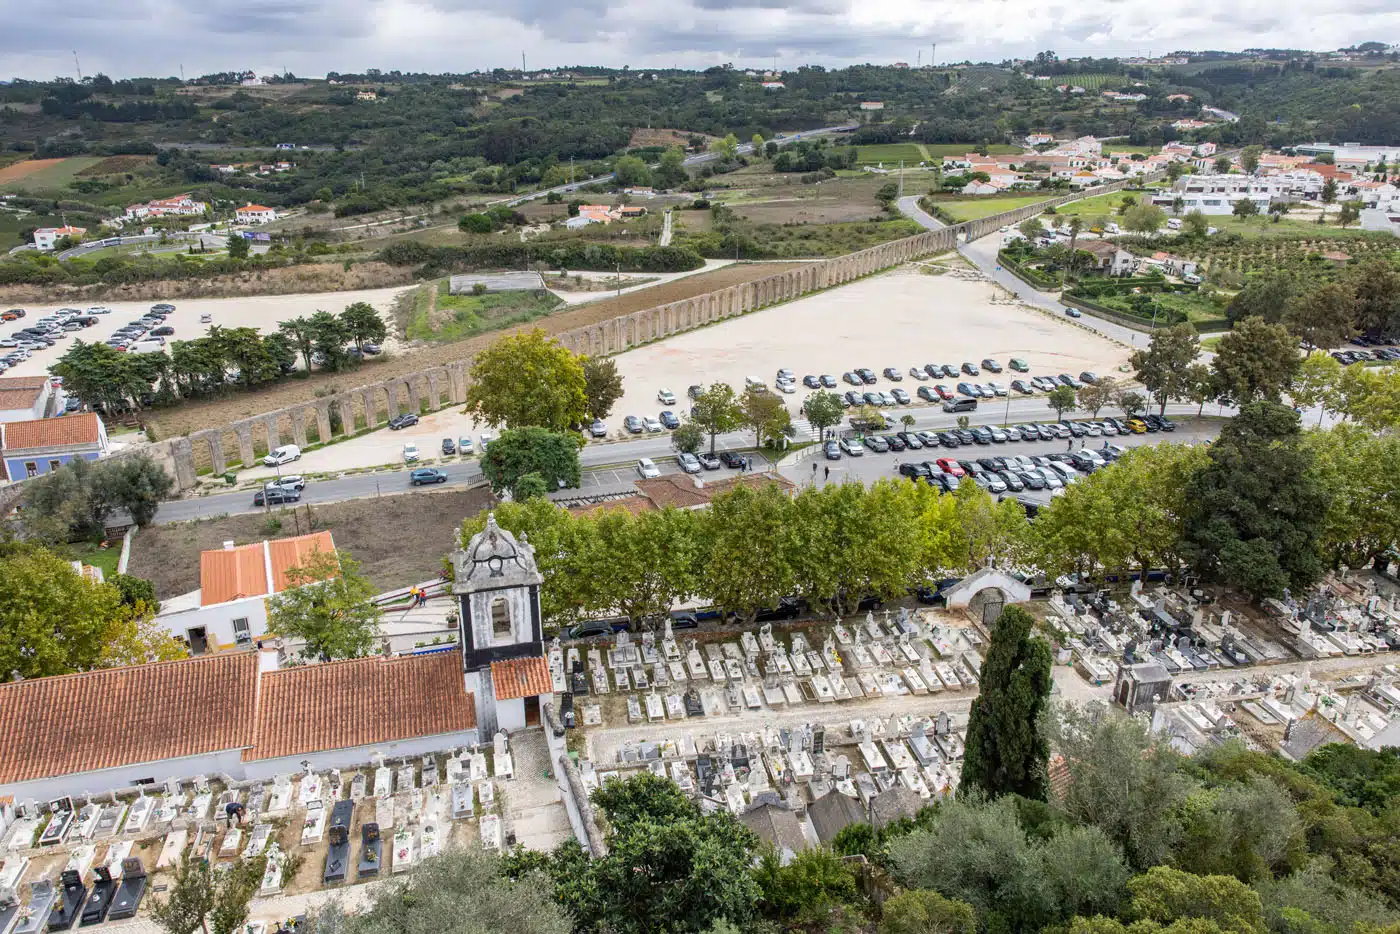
[856,368,877,384]
[890,388,910,404]
[659,411,680,429]
[961,361,980,376]
[688,384,705,400]
[1079,371,1099,385]
[882,367,903,381]
[253,487,300,506]
[884,434,907,451]
[458,436,474,454]
[824,440,842,460]
[936,431,960,447]
[389,413,419,430]
[839,437,865,456]
[263,444,301,467]
[1009,358,1029,372]
[820,374,838,388]
[657,388,676,405]
[1011,379,1034,394]
[908,367,929,381]
[266,475,306,493]
[1064,307,1082,318]
[917,386,939,402]
[636,457,661,478]
[936,457,965,477]
[981,359,1003,373]
[896,431,923,450]
[865,435,890,453]
[411,467,448,485]
[844,390,864,406]
[1125,418,1148,433]
[643,416,663,433]
[678,452,702,474]
[696,452,722,470]
[624,415,643,433]
[402,442,421,463]
[590,420,608,438]
[803,375,821,389]
[441,437,456,455]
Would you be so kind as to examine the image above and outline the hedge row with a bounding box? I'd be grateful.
[996,250,1061,291]
[377,241,706,274]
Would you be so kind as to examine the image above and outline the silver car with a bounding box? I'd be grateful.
[678,452,701,474]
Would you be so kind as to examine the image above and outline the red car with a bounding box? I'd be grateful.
[934,384,954,400]
[936,457,965,477]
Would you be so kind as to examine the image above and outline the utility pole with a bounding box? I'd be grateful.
[73,51,82,82]
[898,160,904,199]
[521,51,526,74]
[932,43,937,67]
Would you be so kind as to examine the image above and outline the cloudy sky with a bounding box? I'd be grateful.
[3,0,1396,81]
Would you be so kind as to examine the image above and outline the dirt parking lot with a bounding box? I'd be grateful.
[129,486,490,598]
[608,267,1132,426]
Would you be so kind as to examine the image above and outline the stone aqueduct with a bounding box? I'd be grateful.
[156,176,1154,490]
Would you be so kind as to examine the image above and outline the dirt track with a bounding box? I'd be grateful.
[146,262,797,440]
[0,158,63,183]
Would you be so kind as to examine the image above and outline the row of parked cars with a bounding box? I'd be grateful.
[1332,346,1400,366]
[897,448,1128,494]
[824,413,1176,459]
[103,304,179,353]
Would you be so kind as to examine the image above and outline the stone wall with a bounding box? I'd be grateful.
[159,175,1159,488]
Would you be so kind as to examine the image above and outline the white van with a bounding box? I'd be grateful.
[1166,218,1182,230]
[263,444,301,467]
[130,337,166,353]
[403,442,420,463]
[744,376,768,392]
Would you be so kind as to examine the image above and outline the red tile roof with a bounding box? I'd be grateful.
[0,377,48,391]
[491,656,553,701]
[1,414,101,451]
[244,651,475,761]
[200,531,335,607]
[236,204,273,213]
[0,654,259,784]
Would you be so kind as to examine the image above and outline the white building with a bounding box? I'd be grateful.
[234,203,278,225]
[156,531,336,654]
[32,225,86,251]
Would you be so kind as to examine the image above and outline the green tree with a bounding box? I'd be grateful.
[614,155,652,188]
[739,387,791,449]
[92,453,175,527]
[0,544,182,681]
[307,309,351,371]
[226,234,249,260]
[1226,276,1296,326]
[1047,384,1078,420]
[1337,200,1362,228]
[1210,317,1300,405]
[581,356,624,421]
[754,846,857,923]
[710,133,740,161]
[1127,867,1267,934]
[51,340,151,414]
[1019,218,1045,241]
[344,848,570,934]
[672,421,704,455]
[962,605,1053,800]
[802,390,845,440]
[460,213,494,233]
[1321,177,1338,208]
[278,316,316,372]
[1344,258,1400,336]
[1077,377,1115,418]
[1304,427,1400,569]
[653,148,689,189]
[750,134,765,157]
[691,382,742,454]
[1125,204,1167,236]
[698,483,797,623]
[1291,351,1344,420]
[1214,156,1233,174]
[266,547,382,659]
[880,890,978,934]
[1231,198,1259,222]
[1183,210,1210,238]
[1284,283,1355,351]
[481,427,581,500]
[151,853,265,934]
[1241,146,1262,175]
[339,301,387,351]
[1182,401,1328,600]
[876,181,900,204]
[589,508,698,625]
[1130,323,1201,414]
[464,329,588,432]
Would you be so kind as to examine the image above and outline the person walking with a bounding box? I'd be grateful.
[812,461,818,475]
[1066,437,1073,451]
[408,585,419,607]
[824,465,830,481]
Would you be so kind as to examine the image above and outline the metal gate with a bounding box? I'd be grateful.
[978,589,1006,628]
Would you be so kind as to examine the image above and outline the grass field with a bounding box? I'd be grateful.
[939,196,1054,221]
[0,157,106,192]
[405,280,565,342]
[851,142,1022,166]
[1053,191,1144,218]
[1094,291,1226,325]
[64,540,122,578]
[1051,74,1123,90]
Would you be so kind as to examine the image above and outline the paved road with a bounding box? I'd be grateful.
[659,210,674,246]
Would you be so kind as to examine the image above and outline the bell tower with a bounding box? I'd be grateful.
[451,514,545,737]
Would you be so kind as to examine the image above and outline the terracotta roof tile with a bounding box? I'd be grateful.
[245,651,474,761]
[267,531,336,592]
[200,542,270,606]
[2,414,101,451]
[491,656,553,701]
[0,377,47,390]
[0,389,45,412]
[0,654,258,784]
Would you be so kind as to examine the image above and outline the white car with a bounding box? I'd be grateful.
[643,417,663,433]
[480,431,493,451]
[267,475,306,493]
[403,442,421,463]
[86,305,111,315]
[657,389,676,405]
[636,457,660,479]
[775,380,796,394]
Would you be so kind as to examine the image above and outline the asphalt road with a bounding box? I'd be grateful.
[150,400,1215,524]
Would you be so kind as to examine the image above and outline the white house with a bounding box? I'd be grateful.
[0,376,52,423]
[156,531,336,654]
[859,101,885,111]
[234,203,278,225]
[962,180,1001,195]
[32,225,86,251]
[1360,209,1400,237]
[124,194,208,221]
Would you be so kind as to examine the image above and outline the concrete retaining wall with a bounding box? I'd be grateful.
[155,175,1159,489]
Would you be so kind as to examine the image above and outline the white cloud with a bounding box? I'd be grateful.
[1,0,1396,80]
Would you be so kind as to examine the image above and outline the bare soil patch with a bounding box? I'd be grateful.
[146,262,796,441]
[129,487,491,598]
[0,261,415,306]
[0,158,64,183]
[76,155,155,176]
[629,128,707,148]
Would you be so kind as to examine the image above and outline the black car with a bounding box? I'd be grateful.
[719,451,747,468]
[659,410,680,429]
[844,390,863,406]
[865,435,890,453]
[1158,416,1177,431]
[624,415,644,433]
[411,467,449,485]
[976,457,1000,472]
[253,487,300,506]
[923,364,943,379]
[697,452,722,470]
[151,326,175,336]
[1064,420,1086,437]
[388,413,419,430]
[820,374,838,388]
[803,375,821,389]
[856,368,877,384]
[917,386,939,402]
[1011,380,1034,395]
[882,367,903,381]
[567,617,631,640]
[981,359,1003,373]
[899,462,931,479]
[953,428,976,445]
[843,372,862,386]
[441,438,456,455]
[970,427,993,445]
[896,431,923,450]
[997,470,1025,492]
[936,431,960,447]
[961,362,980,376]
[1018,470,1046,490]
[929,472,958,493]
[884,434,907,451]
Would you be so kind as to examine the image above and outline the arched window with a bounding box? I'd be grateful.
[490,597,511,641]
